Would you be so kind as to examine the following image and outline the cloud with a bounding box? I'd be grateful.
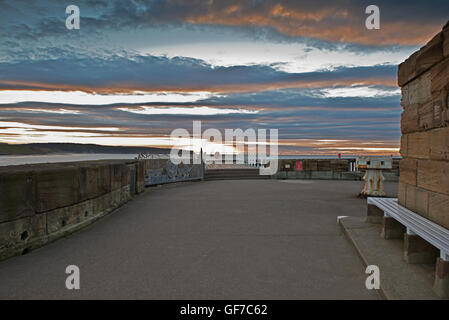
[0,53,399,93]
[1,0,422,155]
[118,106,259,116]
[1,0,446,49]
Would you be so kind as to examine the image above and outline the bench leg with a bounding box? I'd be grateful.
[403,231,439,264]
[366,204,383,224]
[381,216,405,240]
[433,253,449,298]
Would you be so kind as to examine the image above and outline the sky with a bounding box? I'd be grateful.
[0,0,448,155]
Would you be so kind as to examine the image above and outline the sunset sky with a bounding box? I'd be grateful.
[0,0,448,155]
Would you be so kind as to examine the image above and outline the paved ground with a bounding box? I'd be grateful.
[0,179,397,299]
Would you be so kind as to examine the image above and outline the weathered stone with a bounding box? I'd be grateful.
[97,164,112,195]
[443,23,449,58]
[0,158,190,262]
[399,158,417,186]
[401,84,410,108]
[408,131,430,159]
[366,204,383,224]
[404,233,439,264]
[120,185,131,204]
[381,216,406,240]
[46,199,93,234]
[304,160,318,171]
[123,164,132,187]
[111,163,123,190]
[398,182,407,207]
[428,191,449,230]
[430,127,449,160]
[408,72,432,105]
[433,258,449,298]
[401,104,419,133]
[35,166,81,213]
[0,171,35,223]
[79,166,99,201]
[136,161,145,193]
[417,160,449,195]
[405,185,429,218]
[416,32,444,76]
[418,101,434,130]
[398,51,418,86]
[431,57,449,97]
[0,214,46,260]
[400,134,408,157]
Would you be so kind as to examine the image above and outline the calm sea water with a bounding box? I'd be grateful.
[0,153,391,167]
[0,153,139,167]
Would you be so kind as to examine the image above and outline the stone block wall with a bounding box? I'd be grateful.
[398,21,449,229]
[0,158,203,261]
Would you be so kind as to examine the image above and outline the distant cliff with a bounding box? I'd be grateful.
[0,143,170,155]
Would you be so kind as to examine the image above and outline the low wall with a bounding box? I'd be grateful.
[275,159,400,181]
[0,159,203,261]
[144,158,204,185]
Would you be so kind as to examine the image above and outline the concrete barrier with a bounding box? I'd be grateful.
[275,159,399,181]
[0,159,203,261]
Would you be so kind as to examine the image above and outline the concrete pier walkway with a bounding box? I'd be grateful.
[0,180,397,299]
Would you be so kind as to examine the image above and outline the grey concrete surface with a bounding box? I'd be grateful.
[339,216,442,300]
[0,180,398,299]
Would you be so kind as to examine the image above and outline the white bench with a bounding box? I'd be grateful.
[367,197,449,261]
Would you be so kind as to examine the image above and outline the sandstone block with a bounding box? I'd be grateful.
[416,32,444,75]
[430,127,449,160]
[0,214,46,259]
[405,185,429,218]
[418,101,434,130]
[417,160,449,195]
[79,166,99,201]
[401,104,419,133]
[399,158,417,186]
[443,23,449,58]
[431,57,449,97]
[97,164,112,195]
[401,84,410,108]
[0,171,35,223]
[404,233,439,264]
[111,163,123,190]
[398,51,418,86]
[434,258,449,298]
[398,182,407,207]
[35,167,81,213]
[408,131,430,159]
[408,72,432,105]
[428,191,449,230]
[400,135,408,157]
[381,216,406,240]
[367,204,384,224]
[46,199,93,234]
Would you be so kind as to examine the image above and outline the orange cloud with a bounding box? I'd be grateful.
[185,3,442,46]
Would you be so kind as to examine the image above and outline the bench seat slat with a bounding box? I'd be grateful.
[367,197,449,253]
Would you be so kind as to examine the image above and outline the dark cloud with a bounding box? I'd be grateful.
[0,53,398,91]
[0,0,421,152]
[2,0,446,46]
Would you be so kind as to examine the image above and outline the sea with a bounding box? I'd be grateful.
[0,153,392,167]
